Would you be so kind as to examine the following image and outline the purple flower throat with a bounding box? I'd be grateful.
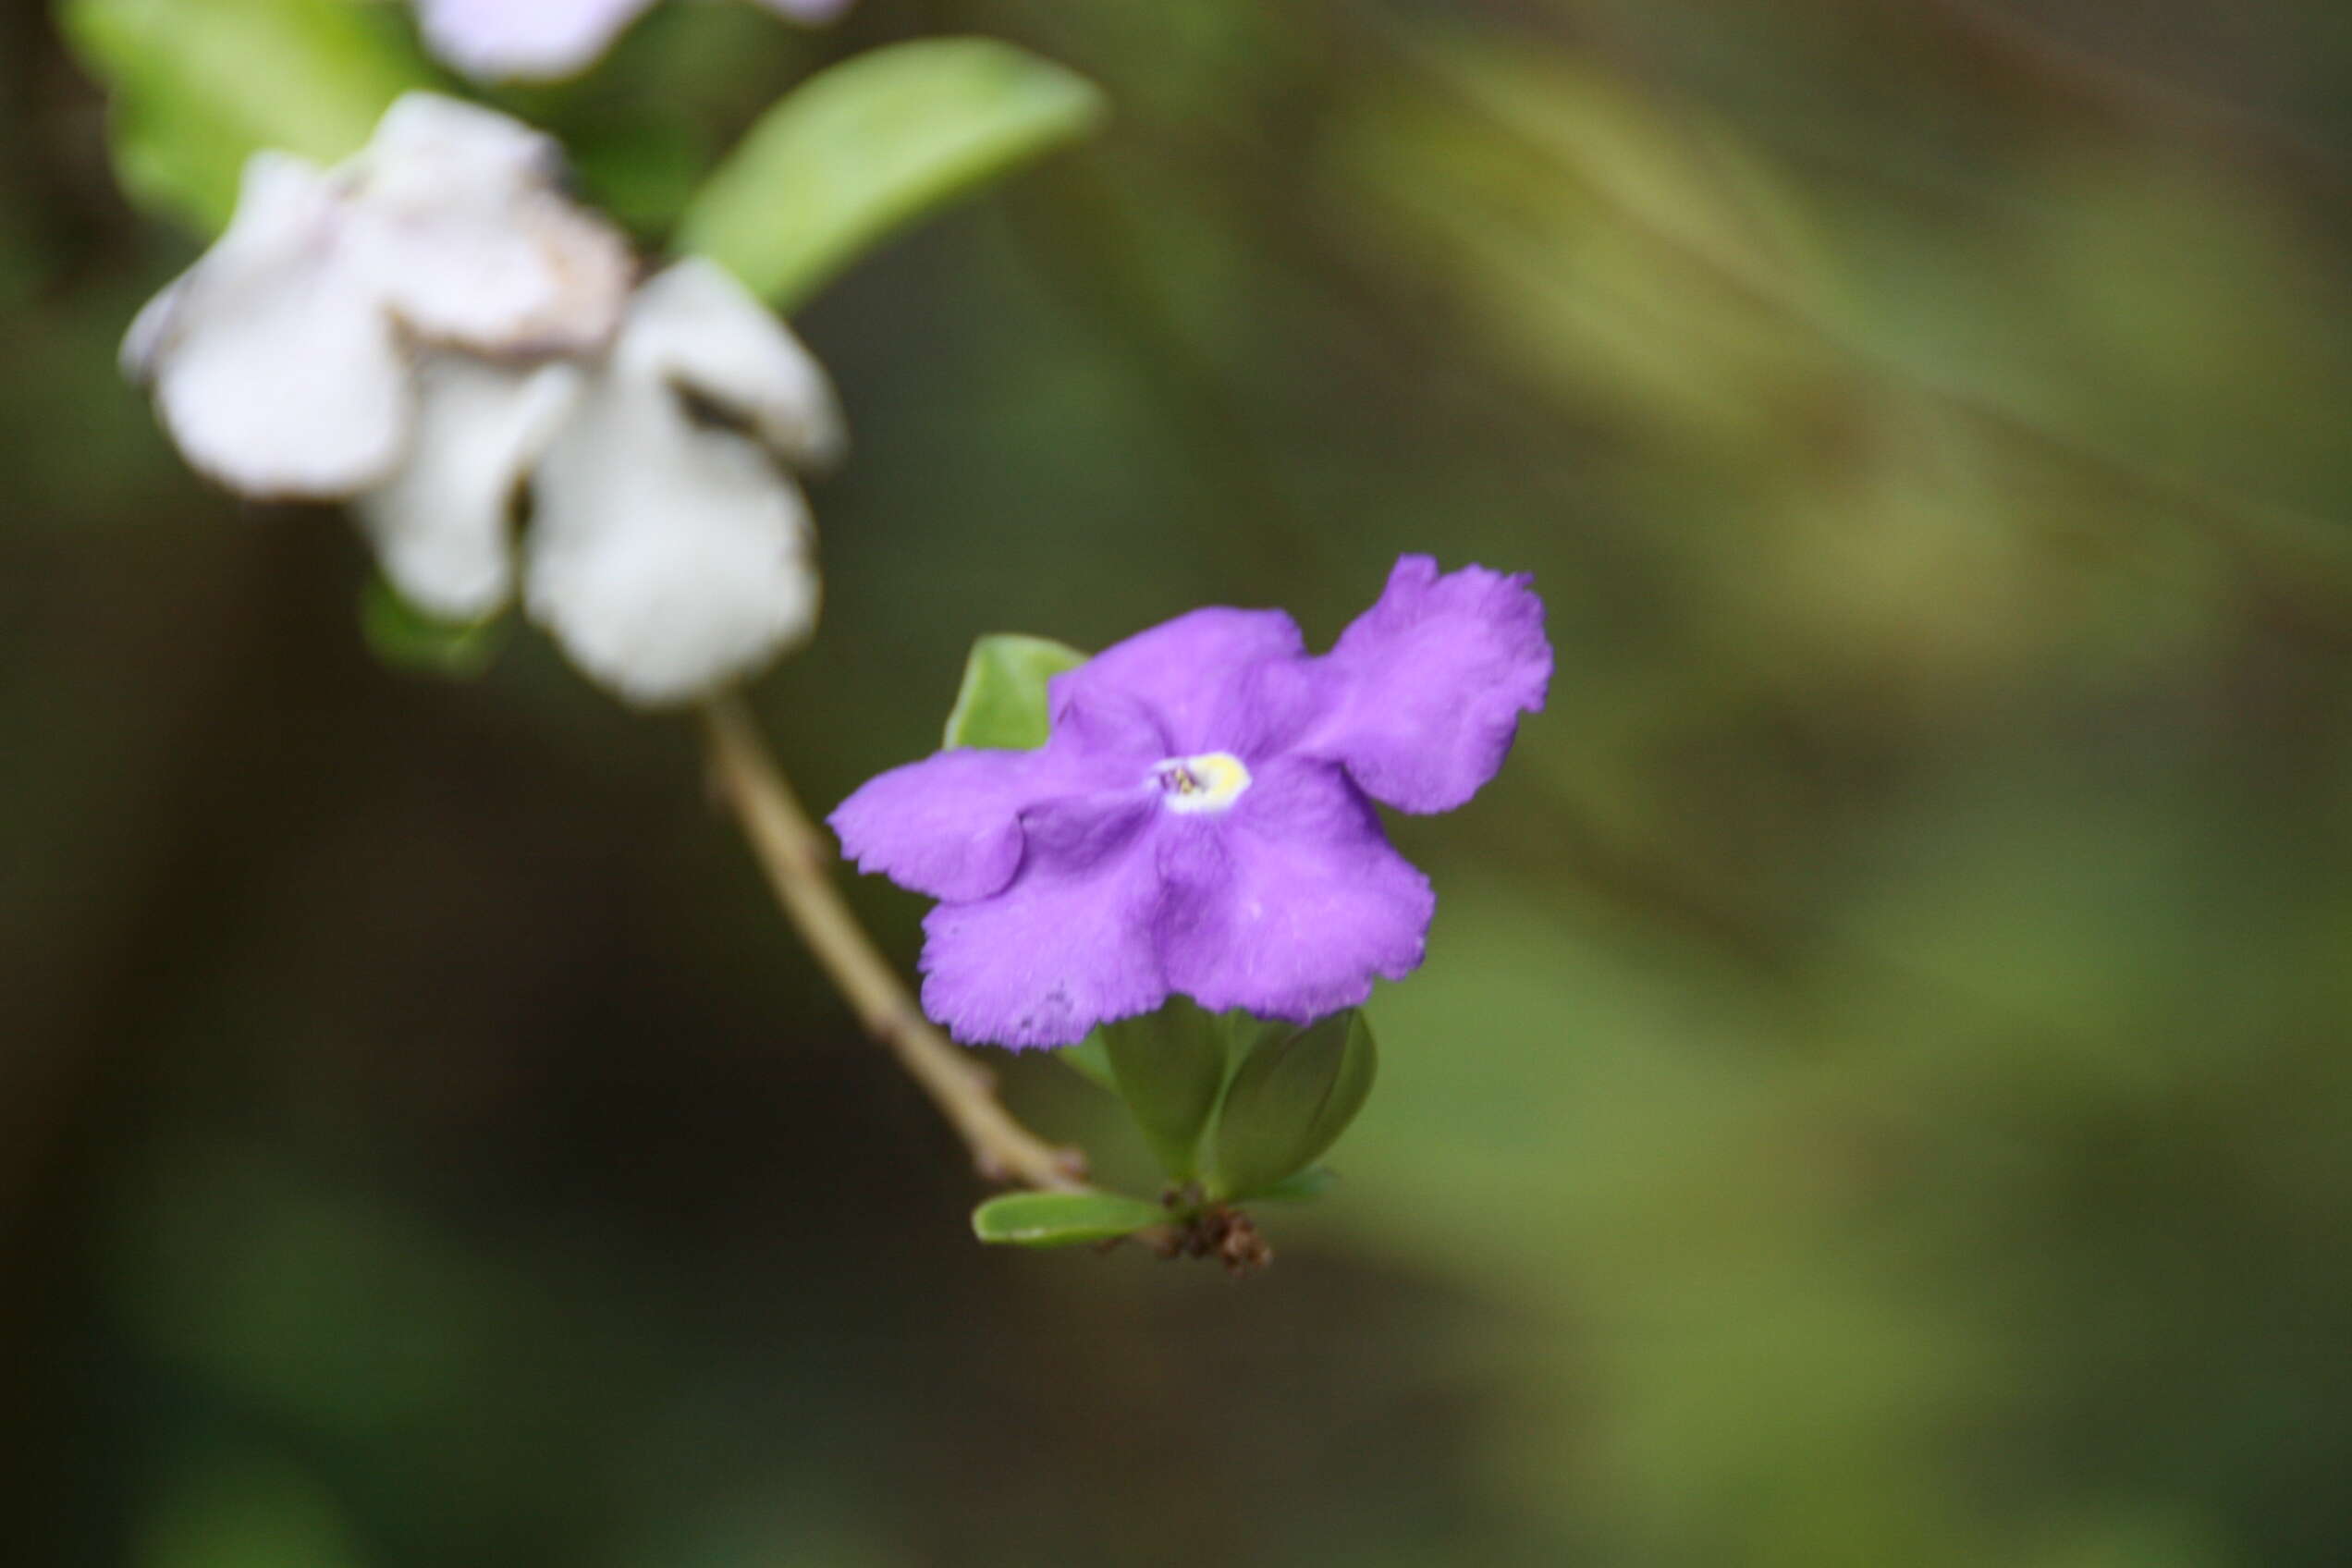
[830,556,1552,1048]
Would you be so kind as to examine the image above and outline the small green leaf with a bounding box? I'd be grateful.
[971,1191,1166,1248]
[1101,998,1231,1182]
[1210,1011,1378,1202]
[359,578,504,680]
[941,633,1088,751]
[676,37,1108,312]
[1249,1166,1340,1205]
[1058,1032,1117,1092]
[63,0,435,236]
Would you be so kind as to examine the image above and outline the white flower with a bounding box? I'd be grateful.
[125,95,845,707]
[413,0,857,83]
[123,93,634,498]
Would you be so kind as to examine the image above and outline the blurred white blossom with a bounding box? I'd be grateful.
[413,0,856,82]
[125,94,845,707]
[524,258,839,705]
[123,93,633,497]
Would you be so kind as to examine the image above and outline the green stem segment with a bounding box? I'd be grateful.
[698,692,1088,1194]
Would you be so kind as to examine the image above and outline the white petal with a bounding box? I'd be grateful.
[154,292,409,498]
[521,263,839,704]
[412,0,655,81]
[524,383,820,704]
[135,153,410,497]
[621,258,844,470]
[120,276,187,383]
[342,93,635,353]
[351,356,583,619]
[361,92,571,191]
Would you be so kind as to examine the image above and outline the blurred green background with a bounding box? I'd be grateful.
[9,0,2352,1562]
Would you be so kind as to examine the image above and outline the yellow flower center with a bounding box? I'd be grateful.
[1154,751,1252,814]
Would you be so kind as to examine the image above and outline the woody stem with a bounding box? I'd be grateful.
[697,692,1088,1194]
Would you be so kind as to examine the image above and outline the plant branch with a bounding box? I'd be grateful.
[697,692,1088,1194]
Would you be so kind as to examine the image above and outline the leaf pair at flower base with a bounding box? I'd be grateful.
[970,1003,1375,1251]
[1100,999,1376,1202]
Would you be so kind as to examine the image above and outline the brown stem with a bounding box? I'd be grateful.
[697,692,1087,1193]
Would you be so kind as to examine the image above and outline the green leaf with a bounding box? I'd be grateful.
[675,37,1108,312]
[359,578,504,680]
[1249,1166,1340,1205]
[1210,1011,1379,1202]
[1101,998,1231,1182]
[941,632,1088,751]
[970,1191,1166,1248]
[1058,1032,1117,1092]
[63,0,435,236]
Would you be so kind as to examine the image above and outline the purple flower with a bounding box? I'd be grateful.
[830,557,1551,1048]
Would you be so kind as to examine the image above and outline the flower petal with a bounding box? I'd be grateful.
[1048,606,1309,758]
[1154,758,1432,1022]
[351,356,583,619]
[831,749,1064,903]
[1305,555,1551,814]
[132,153,410,498]
[918,795,1167,1047]
[618,258,843,470]
[411,0,655,81]
[521,264,824,705]
[344,93,634,353]
[522,394,820,704]
[120,275,186,384]
[832,669,1171,904]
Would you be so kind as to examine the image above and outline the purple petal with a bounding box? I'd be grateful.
[1049,606,1312,759]
[918,796,1167,1047]
[830,749,1057,903]
[1044,684,1172,769]
[1154,758,1433,1022]
[1306,556,1551,814]
[829,681,1170,902]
